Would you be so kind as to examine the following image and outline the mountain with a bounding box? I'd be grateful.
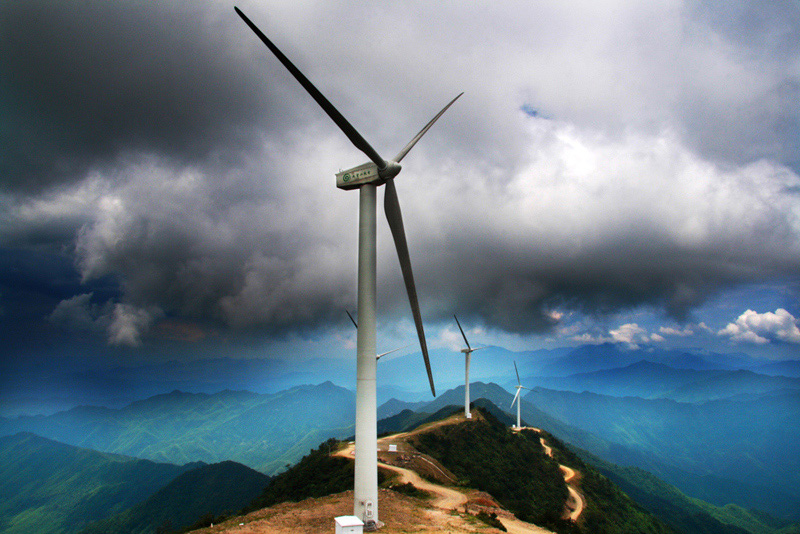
[755,359,800,378]
[0,432,197,534]
[422,381,516,412]
[526,361,720,398]
[578,449,799,534]
[79,461,269,534]
[663,369,800,402]
[239,403,673,534]
[379,399,799,534]
[522,361,800,402]
[535,344,764,378]
[376,398,428,419]
[0,382,356,474]
[524,387,800,519]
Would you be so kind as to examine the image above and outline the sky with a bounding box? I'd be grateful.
[2,0,800,398]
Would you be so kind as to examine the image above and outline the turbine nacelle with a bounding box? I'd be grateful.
[336,161,402,190]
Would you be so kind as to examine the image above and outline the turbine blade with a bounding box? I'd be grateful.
[511,388,521,408]
[234,7,386,169]
[454,314,471,350]
[346,309,358,329]
[384,178,435,396]
[376,344,409,360]
[514,361,521,385]
[393,93,463,163]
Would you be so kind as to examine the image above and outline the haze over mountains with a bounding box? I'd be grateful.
[4,342,796,416]
[1,382,355,474]
[3,342,799,533]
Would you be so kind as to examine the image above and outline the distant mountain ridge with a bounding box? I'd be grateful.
[532,344,762,377]
[522,360,800,402]
[525,386,800,520]
[0,382,356,474]
[5,341,793,417]
[0,433,197,534]
[79,460,269,534]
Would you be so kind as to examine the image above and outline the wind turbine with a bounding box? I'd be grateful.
[454,314,485,419]
[510,361,529,429]
[347,310,408,360]
[235,8,460,527]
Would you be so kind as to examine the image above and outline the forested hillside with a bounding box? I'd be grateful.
[0,433,196,534]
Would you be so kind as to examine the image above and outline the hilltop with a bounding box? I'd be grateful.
[188,405,673,534]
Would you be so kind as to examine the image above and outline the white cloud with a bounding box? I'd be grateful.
[718,308,800,344]
[610,323,646,348]
[48,293,101,332]
[659,325,694,337]
[608,323,665,348]
[571,332,610,345]
[659,322,712,337]
[107,303,163,347]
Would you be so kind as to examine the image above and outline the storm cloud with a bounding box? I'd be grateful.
[3,0,800,346]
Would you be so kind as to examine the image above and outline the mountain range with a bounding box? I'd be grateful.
[0,382,355,474]
[0,433,196,534]
[4,342,797,417]
[4,342,800,532]
[524,386,800,519]
[522,360,800,402]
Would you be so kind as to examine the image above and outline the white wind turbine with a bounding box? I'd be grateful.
[235,8,461,527]
[510,361,529,429]
[347,310,407,360]
[454,314,485,419]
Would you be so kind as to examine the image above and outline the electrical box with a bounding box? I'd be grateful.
[335,515,364,534]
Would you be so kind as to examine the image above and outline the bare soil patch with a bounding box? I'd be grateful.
[186,489,510,534]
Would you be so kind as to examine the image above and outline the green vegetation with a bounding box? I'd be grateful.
[409,407,569,531]
[543,432,676,534]
[386,482,430,500]
[0,383,357,475]
[243,438,391,512]
[476,511,507,531]
[579,448,800,534]
[525,387,800,518]
[78,460,269,534]
[0,432,194,534]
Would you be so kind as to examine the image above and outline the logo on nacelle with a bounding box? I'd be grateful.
[336,162,380,190]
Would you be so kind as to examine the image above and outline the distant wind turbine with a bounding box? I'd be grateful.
[454,314,485,419]
[347,310,408,360]
[235,8,461,527]
[510,361,529,429]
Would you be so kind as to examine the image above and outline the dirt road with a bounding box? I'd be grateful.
[538,435,584,521]
[336,437,554,534]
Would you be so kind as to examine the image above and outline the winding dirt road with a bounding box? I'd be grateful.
[537,434,584,521]
[335,437,554,533]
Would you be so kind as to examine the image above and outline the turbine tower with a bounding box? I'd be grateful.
[454,314,485,419]
[235,8,460,528]
[510,361,529,429]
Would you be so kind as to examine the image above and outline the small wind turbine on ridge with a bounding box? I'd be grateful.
[347,310,408,360]
[454,314,486,419]
[510,361,529,429]
[235,7,461,528]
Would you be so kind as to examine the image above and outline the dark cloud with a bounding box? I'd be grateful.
[0,0,272,192]
[2,0,800,353]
